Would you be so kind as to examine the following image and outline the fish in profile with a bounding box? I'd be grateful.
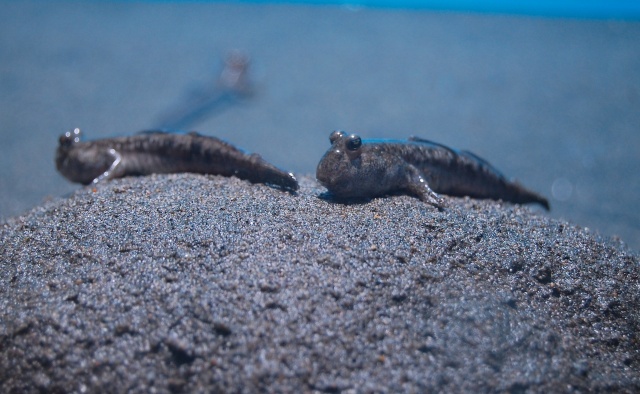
[316,130,549,209]
[56,128,298,192]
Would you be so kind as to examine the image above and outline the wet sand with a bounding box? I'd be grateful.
[1,174,638,392]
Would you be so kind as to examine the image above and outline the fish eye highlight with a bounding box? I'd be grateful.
[346,135,362,151]
[330,130,346,144]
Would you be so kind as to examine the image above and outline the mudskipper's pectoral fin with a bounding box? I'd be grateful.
[405,166,444,209]
[92,149,123,184]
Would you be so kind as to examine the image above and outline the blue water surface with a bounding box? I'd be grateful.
[146,0,640,19]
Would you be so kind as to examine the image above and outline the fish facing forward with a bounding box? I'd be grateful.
[316,131,549,210]
[56,128,299,192]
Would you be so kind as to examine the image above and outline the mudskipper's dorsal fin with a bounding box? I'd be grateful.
[137,129,203,137]
[408,136,459,156]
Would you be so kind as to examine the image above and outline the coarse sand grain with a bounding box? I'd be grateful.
[1,174,638,392]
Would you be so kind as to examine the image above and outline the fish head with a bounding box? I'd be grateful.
[316,130,386,199]
[55,128,113,185]
[58,128,83,148]
[55,128,84,177]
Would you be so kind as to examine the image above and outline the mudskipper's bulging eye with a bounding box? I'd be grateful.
[59,129,80,147]
[330,130,346,144]
[59,134,72,146]
[346,135,362,151]
[60,128,82,146]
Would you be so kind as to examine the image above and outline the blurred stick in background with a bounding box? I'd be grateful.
[153,50,254,131]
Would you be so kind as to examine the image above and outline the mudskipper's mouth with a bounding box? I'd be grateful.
[316,174,331,189]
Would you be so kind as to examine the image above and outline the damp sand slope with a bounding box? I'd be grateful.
[1,174,638,392]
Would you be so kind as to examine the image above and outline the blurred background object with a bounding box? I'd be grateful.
[0,1,638,249]
[153,50,254,130]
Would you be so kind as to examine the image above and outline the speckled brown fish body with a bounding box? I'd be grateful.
[56,128,298,192]
[316,131,549,209]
